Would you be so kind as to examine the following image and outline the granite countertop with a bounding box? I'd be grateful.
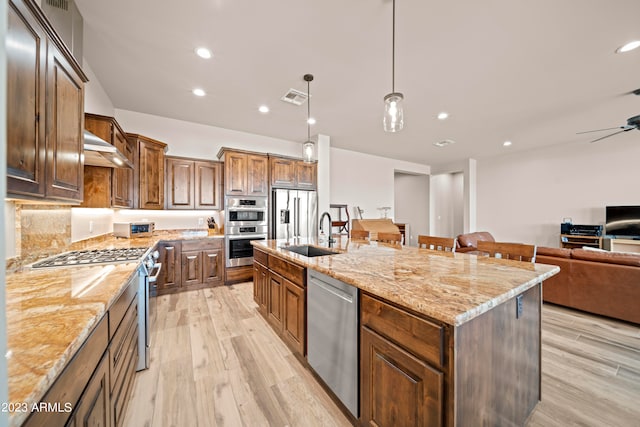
[5,229,224,426]
[253,237,560,327]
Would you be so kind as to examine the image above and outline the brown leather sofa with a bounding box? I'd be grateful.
[455,231,495,253]
[536,246,640,324]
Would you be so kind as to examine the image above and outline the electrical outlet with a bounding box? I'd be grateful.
[89,220,94,234]
[516,294,523,319]
[198,218,204,227]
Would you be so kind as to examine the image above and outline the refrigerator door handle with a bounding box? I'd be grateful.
[296,197,301,237]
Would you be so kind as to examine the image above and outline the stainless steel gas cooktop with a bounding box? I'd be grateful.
[31,247,149,268]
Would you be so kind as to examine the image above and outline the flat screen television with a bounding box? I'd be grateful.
[605,206,640,238]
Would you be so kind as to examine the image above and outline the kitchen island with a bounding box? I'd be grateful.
[252,237,560,426]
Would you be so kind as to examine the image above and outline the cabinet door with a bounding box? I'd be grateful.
[74,351,111,427]
[6,0,47,198]
[270,157,296,188]
[361,327,443,427]
[45,40,85,202]
[158,242,182,292]
[225,152,247,195]
[112,126,133,208]
[166,158,194,209]
[295,161,317,190]
[282,279,305,356]
[182,250,203,287]
[138,139,165,209]
[202,248,223,285]
[195,161,221,210]
[247,154,268,196]
[267,272,284,332]
[253,262,269,314]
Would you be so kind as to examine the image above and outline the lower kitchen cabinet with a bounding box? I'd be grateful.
[66,351,111,427]
[361,327,443,427]
[157,239,224,295]
[253,248,306,357]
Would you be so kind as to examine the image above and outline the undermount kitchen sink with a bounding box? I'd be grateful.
[281,245,339,257]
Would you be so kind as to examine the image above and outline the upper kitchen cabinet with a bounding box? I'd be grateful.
[128,134,168,210]
[6,0,88,203]
[82,114,135,208]
[269,155,317,190]
[217,148,268,197]
[165,156,222,210]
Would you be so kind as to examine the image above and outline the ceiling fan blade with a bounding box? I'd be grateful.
[589,129,629,143]
[577,126,623,135]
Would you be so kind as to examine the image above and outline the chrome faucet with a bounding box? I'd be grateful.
[319,211,336,247]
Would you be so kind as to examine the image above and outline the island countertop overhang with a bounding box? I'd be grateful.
[252,238,560,326]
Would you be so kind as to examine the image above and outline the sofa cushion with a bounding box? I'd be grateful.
[571,248,640,267]
[536,246,572,258]
[457,231,495,248]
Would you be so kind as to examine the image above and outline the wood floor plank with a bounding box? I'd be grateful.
[123,283,639,427]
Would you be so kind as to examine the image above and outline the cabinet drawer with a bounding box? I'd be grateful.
[269,255,305,287]
[361,293,444,368]
[109,276,138,339]
[182,238,223,251]
[253,248,268,266]
[110,297,138,393]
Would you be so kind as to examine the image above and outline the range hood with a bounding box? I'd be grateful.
[83,130,133,169]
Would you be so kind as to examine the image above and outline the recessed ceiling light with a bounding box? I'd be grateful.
[433,139,456,147]
[307,117,316,125]
[503,141,512,147]
[195,47,212,59]
[437,112,449,120]
[616,40,640,53]
[192,88,206,97]
[258,105,269,113]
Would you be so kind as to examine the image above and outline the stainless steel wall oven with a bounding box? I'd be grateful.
[225,196,268,267]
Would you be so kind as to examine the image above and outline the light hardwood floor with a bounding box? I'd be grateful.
[123,283,640,427]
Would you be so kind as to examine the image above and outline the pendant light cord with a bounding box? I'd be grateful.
[307,79,311,140]
[392,0,396,94]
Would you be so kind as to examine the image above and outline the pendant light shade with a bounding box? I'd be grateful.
[303,74,316,162]
[383,0,404,133]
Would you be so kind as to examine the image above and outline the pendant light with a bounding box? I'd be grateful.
[383,0,404,133]
[302,74,316,162]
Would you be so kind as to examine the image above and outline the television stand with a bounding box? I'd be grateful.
[560,234,602,249]
[603,238,640,253]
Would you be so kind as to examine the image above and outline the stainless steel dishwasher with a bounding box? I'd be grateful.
[307,269,359,418]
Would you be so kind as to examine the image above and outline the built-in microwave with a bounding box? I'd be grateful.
[113,222,155,238]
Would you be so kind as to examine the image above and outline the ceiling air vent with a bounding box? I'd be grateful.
[281,88,309,106]
[45,0,69,10]
[433,139,456,148]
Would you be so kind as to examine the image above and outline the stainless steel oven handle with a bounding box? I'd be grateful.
[227,234,268,240]
[148,263,162,283]
[226,206,268,211]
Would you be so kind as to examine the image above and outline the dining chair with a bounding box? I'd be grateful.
[476,241,536,262]
[376,232,403,244]
[350,230,370,240]
[417,235,456,253]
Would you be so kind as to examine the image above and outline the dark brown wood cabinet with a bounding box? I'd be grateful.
[82,114,135,208]
[217,148,268,196]
[253,248,307,357]
[157,241,182,293]
[165,156,222,210]
[128,134,167,209]
[157,239,224,294]
[7,0,87,203]
[269,156,317,190]
[68,351,111,427]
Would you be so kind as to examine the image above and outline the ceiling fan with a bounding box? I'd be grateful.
[577,115,640,143]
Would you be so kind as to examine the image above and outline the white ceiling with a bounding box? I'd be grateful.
[75,0,640,167]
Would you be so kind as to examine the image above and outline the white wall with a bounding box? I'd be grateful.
[113,210,223,232]
[71,208,114,242]
[82,58,115,116]
[115,109,303,160]
[394,173,429,246]
[430,173,464,238]
[330,148,430,221]
[477,137,640,248]
[1,0,10,422]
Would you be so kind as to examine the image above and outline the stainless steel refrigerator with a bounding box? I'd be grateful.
[271,189,318,240]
